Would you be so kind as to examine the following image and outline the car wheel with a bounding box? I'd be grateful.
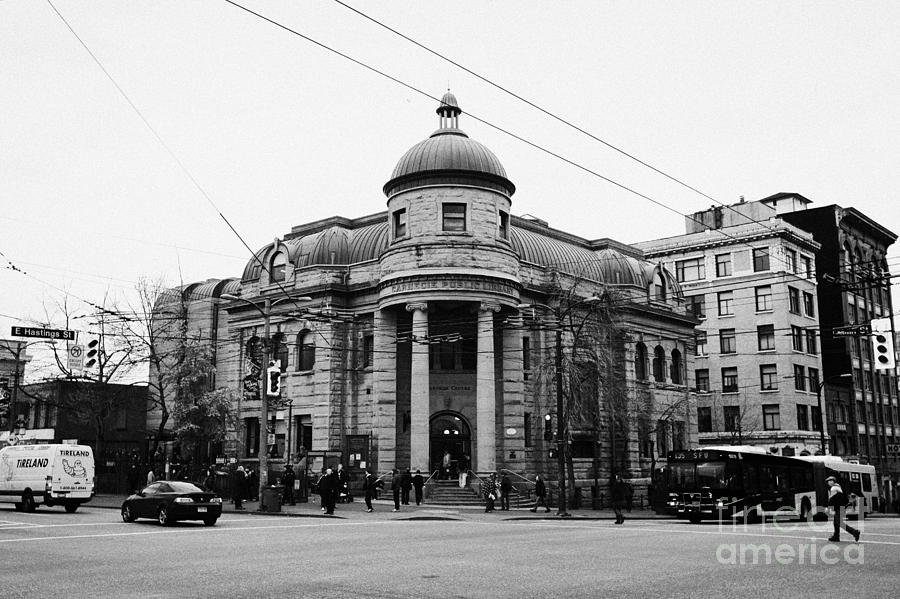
[64,503,79,514]
[121,504,136,522]
[22,492,36,513]
[157,505,171,526]
[203,517,218,527]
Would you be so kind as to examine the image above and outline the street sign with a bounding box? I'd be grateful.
[67,344,84,372]
[10,326,75,341]
[832,324,871,337]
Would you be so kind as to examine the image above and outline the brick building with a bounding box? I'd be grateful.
[153,94,697,494]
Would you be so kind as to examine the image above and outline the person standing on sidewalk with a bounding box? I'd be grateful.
[281,464,296,506]
[412,470,425,506]
[391,469,402,512]
[231,466,246,511]
[499,473,513,511]
[400,468,413,505]
[481,473,497,513]
[611,473,628,524]
[530,474,550,513]
[827,476,860,542]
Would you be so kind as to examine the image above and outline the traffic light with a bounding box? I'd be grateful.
[543,413,553,441]
[266,360,282,397]
[83,335,100,369]
[871,318,895,370]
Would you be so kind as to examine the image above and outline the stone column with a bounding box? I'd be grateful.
[372,309,397,472]
[502,323,525,471]
[407,302,429,471]
[476,301,500,472]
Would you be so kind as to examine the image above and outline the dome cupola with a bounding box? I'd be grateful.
[384,93,515,198]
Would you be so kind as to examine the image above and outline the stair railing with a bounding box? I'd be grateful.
[499,469,537,506]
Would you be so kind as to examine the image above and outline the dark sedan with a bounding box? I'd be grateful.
[121,481,223,526]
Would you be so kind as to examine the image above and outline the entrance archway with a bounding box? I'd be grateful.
[429,412,471,479]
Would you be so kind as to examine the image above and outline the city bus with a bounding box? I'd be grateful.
[665,447,876,522]
[797,455,876,519]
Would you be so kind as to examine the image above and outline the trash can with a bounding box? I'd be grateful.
[261,485,283,512]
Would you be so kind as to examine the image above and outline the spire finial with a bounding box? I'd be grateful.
[436,90,460,129]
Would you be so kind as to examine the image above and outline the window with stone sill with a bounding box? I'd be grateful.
[442,203,467,232]
[392,208,407,238]
[498,210,509,240]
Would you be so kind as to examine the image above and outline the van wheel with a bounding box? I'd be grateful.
[64,503,79,513]
[157,506,171,526]
[21,492,36,513]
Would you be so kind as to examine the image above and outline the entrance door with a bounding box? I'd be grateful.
[429,412,471,480]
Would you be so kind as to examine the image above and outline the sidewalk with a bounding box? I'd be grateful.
[87,494,673,521]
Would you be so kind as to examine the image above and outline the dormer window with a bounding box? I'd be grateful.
[498,210,509,240]
[270,252,286,283]
[442,203,466,232]
[393,208,407,238]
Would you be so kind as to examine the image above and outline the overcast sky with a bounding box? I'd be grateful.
[3,1,899,377]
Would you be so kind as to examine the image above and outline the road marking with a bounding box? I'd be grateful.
[527,521,900,546]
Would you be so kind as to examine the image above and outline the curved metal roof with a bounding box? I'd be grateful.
[388,132,509,182]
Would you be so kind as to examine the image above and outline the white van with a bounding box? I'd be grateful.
[0,444,95,512]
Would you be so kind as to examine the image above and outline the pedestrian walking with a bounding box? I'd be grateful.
[458,454,469,488]
[231,466,246,510]
[337,463,351,503]
[442,450,451,480]
[391,469,402,511]
[363,469,383,512]
[530,474,550,513]
[499,472,513,510]
[826,476,860,542]
[412,469,425,506]
[481,473,497,512]
[281,464,296,506]
[400,468,413,505]
[611,473,629,524]
[146,467,157,486]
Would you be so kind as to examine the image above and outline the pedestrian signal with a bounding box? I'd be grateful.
[548,447,557,459]
[870,318,895,370]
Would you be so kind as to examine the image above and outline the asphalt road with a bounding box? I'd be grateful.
[1,505,898,599]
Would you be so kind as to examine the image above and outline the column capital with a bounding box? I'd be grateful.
[478,301,501,314]
[406,302,429,313]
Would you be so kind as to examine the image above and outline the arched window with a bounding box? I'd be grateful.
[270,251,287,283]
[653,346,666,382]
[670,349,683,385]
[272,333,288,371]
[652,271,667,301]
[297,330,315,371]
[635,342,648,381]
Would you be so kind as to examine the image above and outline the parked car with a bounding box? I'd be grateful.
[121,481,222,526]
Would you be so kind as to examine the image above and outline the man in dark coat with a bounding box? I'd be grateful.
[611,473,629,524]
[336,464,350,503]
[318,468,338,515]
[390,469,402,512]
[231,466,246,510]
[412,470,425,506]
[400,468,413,505]
[281,464,296,506]
[499,473,513,510]
[530,474,550,513]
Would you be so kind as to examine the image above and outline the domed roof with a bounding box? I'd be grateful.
[384,93,515,197]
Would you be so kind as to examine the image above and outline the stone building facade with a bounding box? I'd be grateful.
[636,199,825,456]
[154,95,697,491]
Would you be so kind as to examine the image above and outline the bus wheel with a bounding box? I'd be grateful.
[688,514,701,524]
[21,492,36,513]
[746,509,761,524]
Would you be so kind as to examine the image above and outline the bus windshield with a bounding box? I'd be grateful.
[669,460,740,491]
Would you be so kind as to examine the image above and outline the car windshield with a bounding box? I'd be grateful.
[166,482,204,493]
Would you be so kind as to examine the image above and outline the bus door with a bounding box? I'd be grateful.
[759,464,792,512]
